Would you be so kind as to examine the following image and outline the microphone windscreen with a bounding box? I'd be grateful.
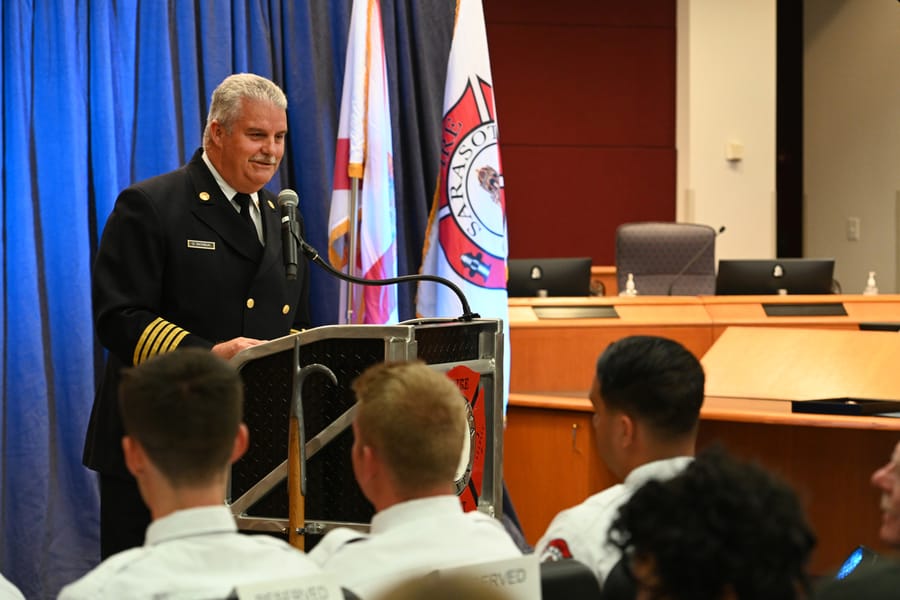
[278,188,299,208]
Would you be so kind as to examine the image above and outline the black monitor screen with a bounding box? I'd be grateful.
[715,258,835,295]
[507,257,592,297]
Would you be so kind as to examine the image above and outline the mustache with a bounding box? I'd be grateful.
[250,155,277,165]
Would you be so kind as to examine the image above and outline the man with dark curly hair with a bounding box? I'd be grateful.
[608,448,816,600]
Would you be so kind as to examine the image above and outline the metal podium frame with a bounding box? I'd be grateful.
[226,317,504,543]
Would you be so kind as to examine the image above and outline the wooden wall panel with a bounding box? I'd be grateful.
[489,25,675,147]
[503,146,675,260]
[484,0,677,264]
[484,0,675,28]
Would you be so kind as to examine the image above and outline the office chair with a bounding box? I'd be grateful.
[615,222,718,295]
[540,559,602,600]
[599,556,636,600]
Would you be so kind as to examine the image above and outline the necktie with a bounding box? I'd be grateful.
[234,193,257,234]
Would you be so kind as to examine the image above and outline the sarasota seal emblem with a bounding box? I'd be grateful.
[435,78,506,289]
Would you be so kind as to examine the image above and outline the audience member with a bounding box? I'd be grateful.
[608,447,816,600]
[871,439,900,548]
[535,335,704,586]
[815,440,900,599]
[60,349,319,599]
[309,361,521,598]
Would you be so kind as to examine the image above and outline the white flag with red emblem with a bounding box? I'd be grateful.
[417,0,509,405]
[417,0,507,317]
[327,0,398,324]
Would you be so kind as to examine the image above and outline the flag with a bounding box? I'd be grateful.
[328,0,398,324]
[417,0,509,400]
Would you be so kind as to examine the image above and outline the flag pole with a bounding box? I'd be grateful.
[346,175,361,323]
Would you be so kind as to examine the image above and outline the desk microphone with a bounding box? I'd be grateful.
[666,225,726,296]
[278,189,301,280]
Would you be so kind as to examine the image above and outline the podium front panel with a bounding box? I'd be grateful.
[228,319,504,545]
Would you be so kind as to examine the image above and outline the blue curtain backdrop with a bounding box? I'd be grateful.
[0,1,454,598]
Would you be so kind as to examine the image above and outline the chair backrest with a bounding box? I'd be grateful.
[540,559,602,600]
[599,556,636,600]
[615,222,717,295]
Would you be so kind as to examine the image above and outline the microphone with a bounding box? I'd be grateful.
[666,225,726,296]
[278,189,301,280]
[280,193,479,322]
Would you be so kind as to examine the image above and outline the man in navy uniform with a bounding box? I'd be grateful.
[84,73,310,558]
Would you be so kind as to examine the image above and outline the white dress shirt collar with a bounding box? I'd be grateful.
[145,505,237,546]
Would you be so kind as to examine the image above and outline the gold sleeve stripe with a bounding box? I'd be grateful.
[133,317,164,365]
[157,327,189,355]
[133,318,190,365]
[137,321,173,364]
[144,322,178,360]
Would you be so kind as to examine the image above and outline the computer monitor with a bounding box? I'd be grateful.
[507,257,592,297]
[715,258,835,295]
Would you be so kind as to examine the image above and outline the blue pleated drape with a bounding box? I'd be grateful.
[0,1,456,598]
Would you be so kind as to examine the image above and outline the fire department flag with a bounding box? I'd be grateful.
[327,0,398,324]
[417,0,507,317]
[417,0,509,405]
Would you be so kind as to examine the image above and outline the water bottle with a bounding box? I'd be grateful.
[863,271,878,295]
[619,273,638,297]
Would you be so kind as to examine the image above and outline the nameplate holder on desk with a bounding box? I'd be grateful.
[763,302,847,317]
[859,322,900,332]
[791,397,900,416]
[533,306,619,320]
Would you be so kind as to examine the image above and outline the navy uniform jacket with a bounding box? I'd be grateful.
[84,148,310,475]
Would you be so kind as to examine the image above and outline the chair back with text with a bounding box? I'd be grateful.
[615,222,717,295]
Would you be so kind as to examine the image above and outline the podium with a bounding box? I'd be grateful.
[226,318,504,548]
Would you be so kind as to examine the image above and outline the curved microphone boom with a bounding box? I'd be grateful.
[277,189,479,322]
[666,225,726,296]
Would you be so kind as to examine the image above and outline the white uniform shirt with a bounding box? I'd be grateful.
[58,506,320,599]
[201,151,263,243]
[0,573,24,600]
[309,495,523,599]
[534,456,693,584]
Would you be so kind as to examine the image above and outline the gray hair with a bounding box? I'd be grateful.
[202,73,287,147]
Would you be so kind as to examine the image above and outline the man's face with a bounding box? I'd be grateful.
[209,98,287,193]
[872,441,900,547]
